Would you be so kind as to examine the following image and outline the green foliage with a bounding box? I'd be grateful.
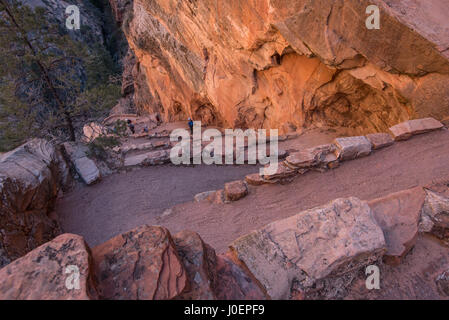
[112,119,128,137]
[87,135,121,161]
[0,0,122,151]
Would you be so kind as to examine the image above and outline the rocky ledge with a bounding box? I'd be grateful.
[2,183,449,299]
[0,139,70,268]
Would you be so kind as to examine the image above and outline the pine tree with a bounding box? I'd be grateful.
[0,0,121,151]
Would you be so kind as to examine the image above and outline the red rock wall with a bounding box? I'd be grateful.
[114,0,449,134]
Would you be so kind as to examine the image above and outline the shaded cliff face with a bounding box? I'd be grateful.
[0,140,70,268]
[115,0,449,134]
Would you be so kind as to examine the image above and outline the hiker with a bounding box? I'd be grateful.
[188,117,194,135]
[142,125,149,134]
[126,119,135,135]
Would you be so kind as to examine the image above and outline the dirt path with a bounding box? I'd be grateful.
[57,129,449,252]
[57,164,260,246]
[155,129,449,253]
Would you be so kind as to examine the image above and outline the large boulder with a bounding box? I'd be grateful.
[173,231,218,300]
[389,118,444,141]
[92,225,188,300]
[0,139,69,267]
[368,187,425,265]
[0,234,98,300]
[230,197,386,299]
[419,189,449,245]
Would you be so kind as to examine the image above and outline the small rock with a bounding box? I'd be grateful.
[366,133,394,150]
[322,153,339,169]
[74,157,101,185]
[92,225,188,300]
[213,189,226,204]
[368,187,425,265]
[83,122,107,142]
[0,234,98,300]
[194,190,216,202]
[263,162,297,180]
[276,148,288,159]
[419,189,449,245]
[389,118,444,141]
[112,146,121,153]
[334,136,372,161]
[224,180,248,202]
[161,208,174,218]
[245,173,266,186]
[310,144,338,168]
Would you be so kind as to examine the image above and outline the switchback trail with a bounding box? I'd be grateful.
[57,129,449,254]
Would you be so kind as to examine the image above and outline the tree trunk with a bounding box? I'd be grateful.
[1,0,76,141]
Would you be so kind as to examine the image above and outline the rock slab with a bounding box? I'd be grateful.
[389,118,444,141]
[366,133,394,150]
[368,187,425,265]
[0,234,97,300]
[73,157,101,185]
[92,225,188,300]
[230,197,386,299]
[419,189,449,245]
[334,136,372,161]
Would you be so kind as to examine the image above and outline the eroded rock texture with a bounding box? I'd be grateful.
[0,139,69,268]
[0,234,98,300]
[92,225,188,300]
[113,0,449,134]
[230,197,386,299]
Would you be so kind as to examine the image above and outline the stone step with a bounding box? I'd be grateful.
[124,150,170,167]
[389,118,444,141]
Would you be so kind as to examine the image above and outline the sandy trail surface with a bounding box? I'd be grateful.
[57,129,449,250]
[56,128,449,299]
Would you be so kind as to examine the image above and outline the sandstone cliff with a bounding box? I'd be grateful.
[114,0,449,134]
